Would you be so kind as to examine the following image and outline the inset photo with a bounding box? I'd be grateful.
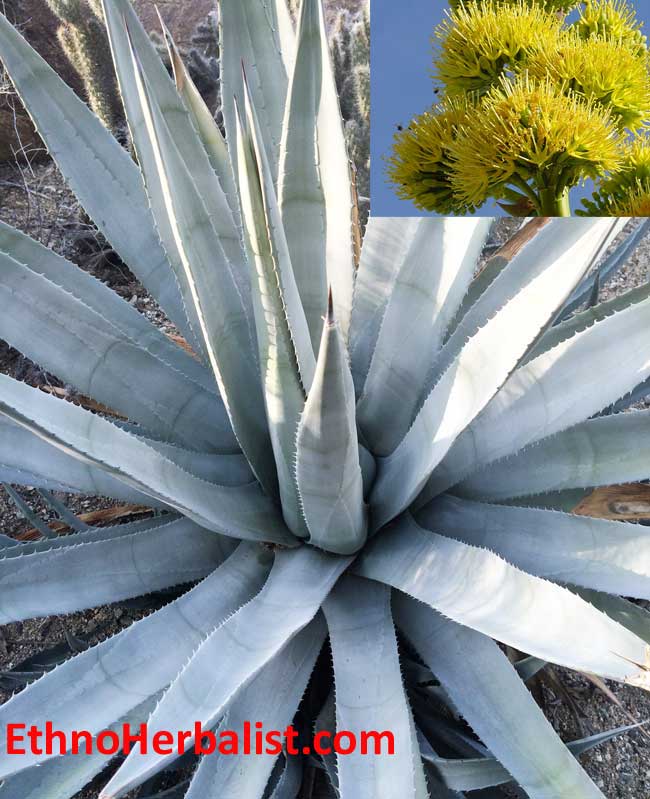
[371,0,650,217]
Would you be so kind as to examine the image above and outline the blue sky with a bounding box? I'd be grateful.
[370,1,650,217]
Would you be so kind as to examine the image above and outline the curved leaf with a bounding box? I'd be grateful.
[424,290,650,501]
[100,546,350,798]
[236,78,315,535]
[185,616,326,799]
[577,588,650,645]
[556,218,644,321]
[423,723,641,791]
[370,219,614,529]
[357,219,490,455]
[0,219,218,406]
[526,281,650,366]
[356,515,650,686]
[159,19,239,221]
[267,754,304,799]
[0,517,234,623]
[219,0,292,182]
[109,3,278,496]
[395,595,605,799]
[0,237,234,452]
[0,513,172,559]
[0,416,156,506]
[420,495,650,599]
[426,219,615,392]
[456,410,650,501]
[349,218,419,393]
[0,698,157,799]
[0,376,293,545]
[102,0,247,286]
[443,219,544,342]
[124,435,253,486]
[313,691,339,792]
[0,543,271,777]
[0,11,193,349]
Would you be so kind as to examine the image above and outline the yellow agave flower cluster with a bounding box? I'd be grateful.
[386,99,473,214]
[388,0,650,216]
[580,134,650,214]
[577,0,647,49]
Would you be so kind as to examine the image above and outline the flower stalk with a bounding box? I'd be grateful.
[538,186,571,216]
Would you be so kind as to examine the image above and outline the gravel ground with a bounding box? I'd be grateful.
[600,222,650,300]
[2,162,650,798]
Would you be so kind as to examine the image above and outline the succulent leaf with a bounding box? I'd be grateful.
[579,588,650,646]
[159,18,240,223]
[422,728,635,792]
[0,232,235,452]
[371,219,614,528]
[422,495,650,599]
[0,375,291,544]
[556,218,649,321]
[428,218,617,390]
[238,73,317,386]
[0,698,157,799]
[185,616,325,799]
[296,296,367,554]
[0,518,234,623]
[0,416,156,504]
[0,513,173,559]
[357,218,490,454]
[0,543,270,777]
[219,0,293,183]
[359,515,650,686]
[323,575,425,798]
[0,2,649,795]
[395,594,606,799]
[527,268,650,364]
[235,79,315,536]
[111,6,279,497]
[456,409,650,500]
[279,0,356,346]
[0,11,198,354]
[349,217,424,394]
[103,0,249,298]
[267,754,305,798]
[427,288,650,499]
[101,547,350,797]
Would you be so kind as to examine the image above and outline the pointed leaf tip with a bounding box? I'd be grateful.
[155,9,185,89]
[326,286,334,324]
[622,646,650,690]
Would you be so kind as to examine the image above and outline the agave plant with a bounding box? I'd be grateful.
[2,0,650,797]
[387,0,650,217]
